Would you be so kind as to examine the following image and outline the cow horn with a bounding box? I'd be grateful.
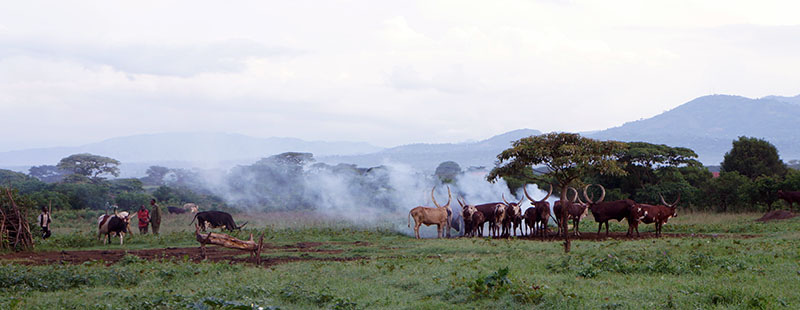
[523,184,552,203]
[502,194,511,205]
[567,187,579,203]
[661,193,680,208]
[517,192,524,207]
[443,186,452,208]
[582,184,593,204]
[431,186,440,208]
[597,184,606,203]
[456,196,465,208]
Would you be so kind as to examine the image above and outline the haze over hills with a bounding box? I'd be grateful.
[1,94,797,176]
[589,94,800,165]
[318,129,542,171]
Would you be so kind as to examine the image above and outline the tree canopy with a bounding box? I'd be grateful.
[57,153,121,181]
[721,137,786,179]
[487,132,627,252]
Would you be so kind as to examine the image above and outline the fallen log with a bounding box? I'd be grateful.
[195,227,264,264]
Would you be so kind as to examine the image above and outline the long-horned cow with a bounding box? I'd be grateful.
[632,193,680,237]
[459,197,506,238]
[460,201,486,237]
[408,186,453,239]
[553,187,589,236]
[501,194,525,237]
[97,211,132,245]
[523,184,553,238]
[583,184,642,236]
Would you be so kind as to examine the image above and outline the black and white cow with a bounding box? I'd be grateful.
[98,211,132,245]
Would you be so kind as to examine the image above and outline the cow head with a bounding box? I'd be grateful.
[115,210,132,233]
[659,193,680,218]
[568,187,589,219]
[501,193,524,219]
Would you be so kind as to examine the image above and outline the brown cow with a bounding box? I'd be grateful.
[631,194,679,237]
[553,187,589,236]
[501,194,525,237]
[777,190,800,212]
[408,186,452,239]
[461,200,505,238]
[460,202,486,237]
[523,184,553,238]
[583,184,642,236]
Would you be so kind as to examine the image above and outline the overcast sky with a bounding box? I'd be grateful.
[1,0,799,152]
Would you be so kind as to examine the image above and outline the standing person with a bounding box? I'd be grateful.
[137,205,150,234]
[37,206,52,239]
[150,199,161,235]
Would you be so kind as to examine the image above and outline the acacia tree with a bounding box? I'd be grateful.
[721,136,787,179]
[57,153,120,181]
[487,132,626,253]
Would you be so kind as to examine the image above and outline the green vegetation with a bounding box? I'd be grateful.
[2,212,798,309]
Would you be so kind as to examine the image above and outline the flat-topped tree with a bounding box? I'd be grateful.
[487,132,626,253]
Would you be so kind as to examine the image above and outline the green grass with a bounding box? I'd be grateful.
[2,212,799,309]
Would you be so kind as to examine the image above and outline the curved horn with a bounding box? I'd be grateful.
[660,193,680,208]
[502,194,511,205]
[431,186,441,208]
[523,184,552,203]
[596,184,606,203]
[582,184,594,204]
[539,184,553,203]
[517,192,524,207]
[443,186,452,208]
[523,184,534,202]
[567,187,579,203]
[457,196,465,208]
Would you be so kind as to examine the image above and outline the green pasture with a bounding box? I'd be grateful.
[2,211,799,309]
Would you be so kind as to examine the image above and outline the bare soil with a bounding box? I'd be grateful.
[755,210,797,222]
[500,231,759,241]
[0,242,366,267]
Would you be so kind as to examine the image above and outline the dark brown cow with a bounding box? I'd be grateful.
[631,194,679,237]
[459,202,486,237]
[501,194,525,237]
[467,202,505,238]
[523,184,552,238]
[553,187,589,236]
[777,190,800,212]
[583,184,642,236]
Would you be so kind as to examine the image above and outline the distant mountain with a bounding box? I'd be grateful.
[0,132,384,169]
[319,129,542,172]
[589,94,800,165]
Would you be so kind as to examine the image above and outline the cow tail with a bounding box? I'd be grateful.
[407,211,411,228]
[189,213,199,226]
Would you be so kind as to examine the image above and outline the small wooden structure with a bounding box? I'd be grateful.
[1,188,34,251]
[195,227,265,264]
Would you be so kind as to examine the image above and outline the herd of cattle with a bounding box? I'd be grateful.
[94,186,800,245]
[96,204,247,245]
[409,184,682,239]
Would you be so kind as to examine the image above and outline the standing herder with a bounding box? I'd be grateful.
[150,199,161,235]
[137,205,150,234]
[37,206,52,239]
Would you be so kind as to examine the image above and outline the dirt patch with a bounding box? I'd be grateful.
[0,242,366,267]
[755,210,797,222]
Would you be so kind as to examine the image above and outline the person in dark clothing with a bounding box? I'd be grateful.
[150,199,161,235]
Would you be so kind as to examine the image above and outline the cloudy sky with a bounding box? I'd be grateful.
[1,0,799,152]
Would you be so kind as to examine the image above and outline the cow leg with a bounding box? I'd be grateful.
[605,222,610,236]
[414,222,421,239]
[597,223,602,235]
[119,233,124,245]
[437,224,443,238]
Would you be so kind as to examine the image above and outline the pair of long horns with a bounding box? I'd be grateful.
[659,193,680,208]
[582,184,606,204]
[431,186,452,208]
[523,184,552,203]
[566,187,585,204]
[502,193,524,207]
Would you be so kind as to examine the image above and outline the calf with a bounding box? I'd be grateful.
[190,211,248,232]
[631,194,679,237]
[583,184,642,236]
[523,184,552,238]
[777,190,800,212]
[98,211,132,245]
[466,202,505,238]
[408,186,452,239]
[460,203,486,237]
[552,187,589,236]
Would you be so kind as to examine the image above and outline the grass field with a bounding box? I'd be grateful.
[1,210,799,309]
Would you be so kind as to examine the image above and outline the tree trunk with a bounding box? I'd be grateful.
[560,184,570,253]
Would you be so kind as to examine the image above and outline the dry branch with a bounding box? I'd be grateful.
[195,227,264,264]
